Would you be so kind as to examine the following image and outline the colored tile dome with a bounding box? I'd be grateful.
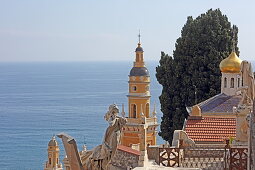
[129,67,149,76]
[219,51,242,73]
[135,43,143,52]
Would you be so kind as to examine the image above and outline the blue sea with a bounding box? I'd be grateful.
[0,61,163,170]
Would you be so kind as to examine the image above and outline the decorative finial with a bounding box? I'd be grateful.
[121,103,125,117]
[232,26,237,53]
[82,144,87,152]
[82,136,87,152]
[138,30,141,44]
[152,102,157,118]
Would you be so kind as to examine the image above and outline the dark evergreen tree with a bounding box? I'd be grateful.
[156,9,239,143]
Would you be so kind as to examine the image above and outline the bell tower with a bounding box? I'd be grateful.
[121,34,158,151]
[128,34,151,118]
[44,136,63,170]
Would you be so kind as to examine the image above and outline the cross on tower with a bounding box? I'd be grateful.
[138,30,141,44]
[232,26,237,52]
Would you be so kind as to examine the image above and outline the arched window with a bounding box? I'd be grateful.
[238,78,240,87]
[132,86,137,92]
[230,78,234,88]
[131,104,136,118]
[49,158,51,164]
[146,103,149,118]
[224,77,227,88]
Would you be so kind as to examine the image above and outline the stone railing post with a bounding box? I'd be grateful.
[224,139,230,170]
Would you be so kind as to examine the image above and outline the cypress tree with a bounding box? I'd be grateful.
[156,9,239,143]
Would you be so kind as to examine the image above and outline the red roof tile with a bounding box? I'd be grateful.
[185,117,236,143]
[117,145,141,156]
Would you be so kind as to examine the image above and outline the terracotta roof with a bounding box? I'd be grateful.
[117,145,141,156]
[200,93,242,113]
[185,117,236,143]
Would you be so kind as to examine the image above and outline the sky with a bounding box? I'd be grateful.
[0,0,254,62]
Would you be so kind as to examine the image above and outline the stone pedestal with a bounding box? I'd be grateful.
[138,150,148,167]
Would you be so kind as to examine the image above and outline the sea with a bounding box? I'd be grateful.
[0,61,164,170]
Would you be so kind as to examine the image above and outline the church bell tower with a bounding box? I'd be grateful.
[121,34,158,150]
[44,136,63,170]
[128,34,150,118]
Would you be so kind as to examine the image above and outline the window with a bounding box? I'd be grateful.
[132,86,137,92]
[238,78,240,87]
[146,103,149,118]
[136,54,139,62]
[230,78,234,88]
[131,104,136,118]
[224,77,227,88]
[49,158,51,164]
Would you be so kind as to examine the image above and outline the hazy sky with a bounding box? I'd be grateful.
[0,0,254,62]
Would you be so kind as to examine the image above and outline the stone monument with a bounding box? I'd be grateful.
[58,104,127,170]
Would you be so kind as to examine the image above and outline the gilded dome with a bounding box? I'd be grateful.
[219,52,242,73]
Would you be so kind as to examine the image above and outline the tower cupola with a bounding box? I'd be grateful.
[48,136,58,146]
[220,27,242,96]
[135,43,143,52]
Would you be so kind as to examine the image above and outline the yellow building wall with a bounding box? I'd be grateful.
[121,131,157,147]
[48,146,60,166]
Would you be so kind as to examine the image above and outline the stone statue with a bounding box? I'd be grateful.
[58,104,127,170]
[240,61,255,106]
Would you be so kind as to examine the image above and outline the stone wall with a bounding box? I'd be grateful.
[147,146,159,164]
[111,148,139,170]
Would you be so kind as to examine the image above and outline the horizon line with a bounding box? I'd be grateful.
[0,60,161,63]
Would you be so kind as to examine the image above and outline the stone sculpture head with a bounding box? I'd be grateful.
[105,104,119,126]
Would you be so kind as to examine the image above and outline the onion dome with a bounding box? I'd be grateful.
[48,136,58,146]
[135,43,143,52]
[219,52,242,73]
[130,67,149,76]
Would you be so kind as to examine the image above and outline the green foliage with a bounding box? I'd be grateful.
[229,136,235,144]
[156,9,239,143]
